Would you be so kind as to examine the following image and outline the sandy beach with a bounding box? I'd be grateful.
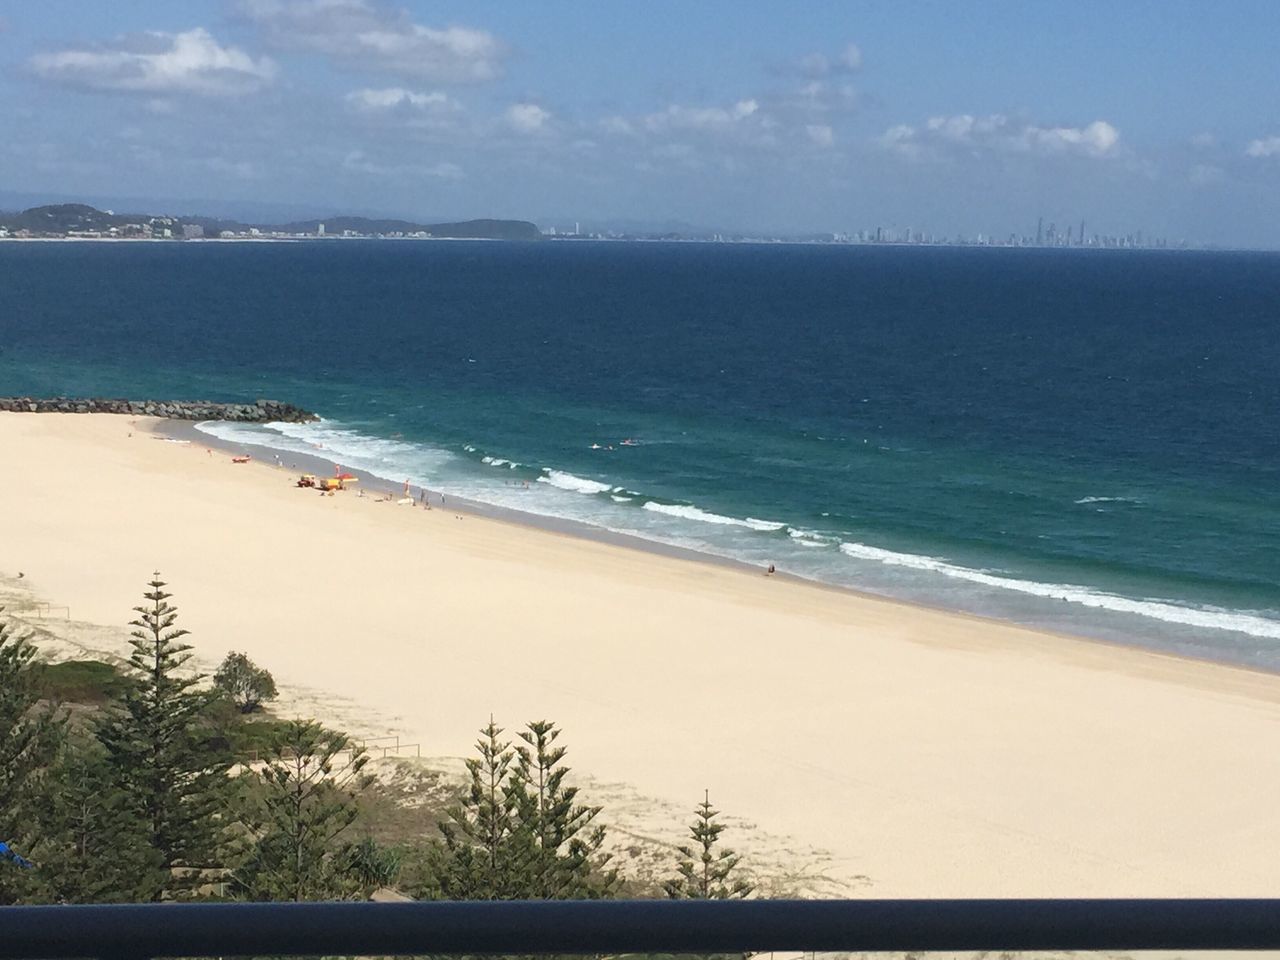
[5,411,1280,897]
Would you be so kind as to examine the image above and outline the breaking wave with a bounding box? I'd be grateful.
[538,469,613,495]
[837,541,1280,640]
[642,501,785,531]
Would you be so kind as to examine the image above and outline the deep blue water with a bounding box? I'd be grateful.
[3,240,1279,664]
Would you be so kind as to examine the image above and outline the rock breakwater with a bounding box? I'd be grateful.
[0,397,318,422]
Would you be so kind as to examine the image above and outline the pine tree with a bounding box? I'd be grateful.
[435,717,522,899]
[431,718,616,900]
[24,737,163,904]
[0,611,65,904]
[96,574,230,900]
[510,719,616,899]
[231,720,373,901]
[664,791,753,900]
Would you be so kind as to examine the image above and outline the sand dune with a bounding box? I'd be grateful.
[5,411,1280,897]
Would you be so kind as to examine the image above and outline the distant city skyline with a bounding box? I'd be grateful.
[4,2,1280,247]
[0,197,1187,250]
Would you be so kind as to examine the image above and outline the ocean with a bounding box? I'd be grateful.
[2,240,1278,666]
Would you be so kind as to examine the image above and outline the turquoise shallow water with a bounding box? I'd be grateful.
[2,240,1278,665]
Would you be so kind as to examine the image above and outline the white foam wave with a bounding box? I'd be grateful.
[1075,496,1141,505]
[538,470,613,495]
[788,527,835,547]
[838,541,1280,640]
[481,456,520,469]
[611,495,633,503]
[195,419,455,481]
[642,501,785,531]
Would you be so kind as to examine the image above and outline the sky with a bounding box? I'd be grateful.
[3,1,1280,245]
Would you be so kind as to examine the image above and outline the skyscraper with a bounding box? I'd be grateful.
[1037,217,1043,245]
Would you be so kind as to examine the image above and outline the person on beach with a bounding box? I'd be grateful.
[766,563,776,576]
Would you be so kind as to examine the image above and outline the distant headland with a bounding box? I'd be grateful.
[0,203,541,242]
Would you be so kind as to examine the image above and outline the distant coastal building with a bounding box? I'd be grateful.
[317,223,326,236]
[182,224,204,239]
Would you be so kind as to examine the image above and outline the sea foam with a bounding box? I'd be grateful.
[195,419,455,480]
[788,527,836,547]
[838,541,1280,640]
[538,469,613,495]
[642,501,785,531]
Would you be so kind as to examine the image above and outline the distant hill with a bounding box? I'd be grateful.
[0,204,542,241]
[3,203,152,233]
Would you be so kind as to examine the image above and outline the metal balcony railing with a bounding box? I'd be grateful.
[4,898,1280,958]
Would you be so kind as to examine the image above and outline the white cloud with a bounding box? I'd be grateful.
[799,43,861,77]
[798,52,829,77]
[784,79,858,117]
[506,102,551,133]
[1024,120,1119,155]
[644,99,760,134]
[838,44,862,71]
[881,113,1121,160]
[28,27,276,96]
[1189,163,1225,184]
[240,0,504,82]
[806,124,834,147]
[599,115,636,136]
[342,149,463,179]
[879,124,922,159]
[346,86,456,113]
[1245,136,1280,158]
[204,157,262,179]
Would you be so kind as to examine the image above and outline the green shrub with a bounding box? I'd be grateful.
[39,660,129,705]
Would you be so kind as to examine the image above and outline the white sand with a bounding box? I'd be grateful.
[5,411,1280,897]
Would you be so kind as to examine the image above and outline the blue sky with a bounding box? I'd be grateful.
[4,1,1280,244]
